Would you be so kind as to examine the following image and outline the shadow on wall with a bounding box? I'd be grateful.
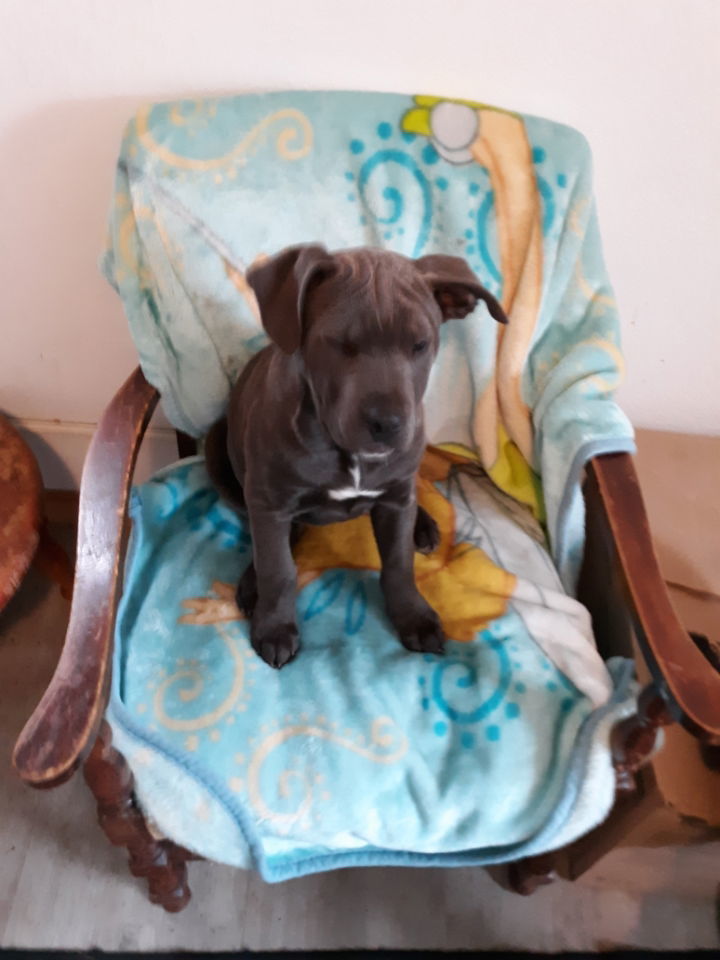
[14,425,77,491]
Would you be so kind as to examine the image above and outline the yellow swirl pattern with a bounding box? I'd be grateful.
[568,196,590,238]
[116,204,154,285]
[153,623,245,731]
[580,334,626,391]
[574,260,616,310]
[169,100,217,127]
[247,717,407,829]
[134,105,313,171]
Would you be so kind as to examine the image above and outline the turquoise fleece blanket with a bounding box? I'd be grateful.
[102,90,638,879]
[102,90,635,589]
[109,455,635,880]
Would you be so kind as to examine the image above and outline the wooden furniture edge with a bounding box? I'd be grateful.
[588,453,720,742]
[12,367,159,787]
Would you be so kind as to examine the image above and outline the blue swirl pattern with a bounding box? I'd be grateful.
[357,149,433,257]
[430,635,511,724]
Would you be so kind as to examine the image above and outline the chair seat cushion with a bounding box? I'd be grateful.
[109,452,635,881]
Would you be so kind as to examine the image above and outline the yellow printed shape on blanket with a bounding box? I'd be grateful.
[437,431,544,525]
[291,446,515,643]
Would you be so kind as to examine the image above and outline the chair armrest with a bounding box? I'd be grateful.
[588,452,720,742]
[13,367,159,787]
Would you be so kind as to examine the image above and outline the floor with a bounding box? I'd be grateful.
[1,521,719,952]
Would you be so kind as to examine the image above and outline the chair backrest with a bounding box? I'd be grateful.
[104,90,633,585]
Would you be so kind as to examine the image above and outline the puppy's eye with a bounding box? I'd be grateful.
[412,340,428,354]
[340,341,358,358]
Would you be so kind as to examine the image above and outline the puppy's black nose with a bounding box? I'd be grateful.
[365,411,402,442]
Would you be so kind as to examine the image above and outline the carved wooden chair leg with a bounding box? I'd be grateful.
[612,682,674,793]
[83,720,192,912]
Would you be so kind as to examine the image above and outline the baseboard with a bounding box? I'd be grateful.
[10,417,180,491]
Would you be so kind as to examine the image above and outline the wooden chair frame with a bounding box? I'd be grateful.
[12,367,720,911]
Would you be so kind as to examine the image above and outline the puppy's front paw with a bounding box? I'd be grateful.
[251,621,300,668]
[393,600,445,655]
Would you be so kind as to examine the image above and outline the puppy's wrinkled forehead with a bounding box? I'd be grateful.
[308,249,433,330]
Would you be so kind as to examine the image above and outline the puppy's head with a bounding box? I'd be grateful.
[247,244,507,456]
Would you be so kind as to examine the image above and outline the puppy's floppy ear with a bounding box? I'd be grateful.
[415,254,508,324]
[246,244,332,354]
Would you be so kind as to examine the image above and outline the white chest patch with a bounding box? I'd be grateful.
[328,457,383,501]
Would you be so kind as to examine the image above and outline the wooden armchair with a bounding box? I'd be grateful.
[12,366,720,912]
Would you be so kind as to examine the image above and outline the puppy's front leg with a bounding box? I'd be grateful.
[245,506,300,668]
[371,486,445,655]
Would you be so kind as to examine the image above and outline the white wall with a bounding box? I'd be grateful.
[1,0,718,485]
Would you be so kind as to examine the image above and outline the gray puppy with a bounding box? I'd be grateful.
[206,244,507,667]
